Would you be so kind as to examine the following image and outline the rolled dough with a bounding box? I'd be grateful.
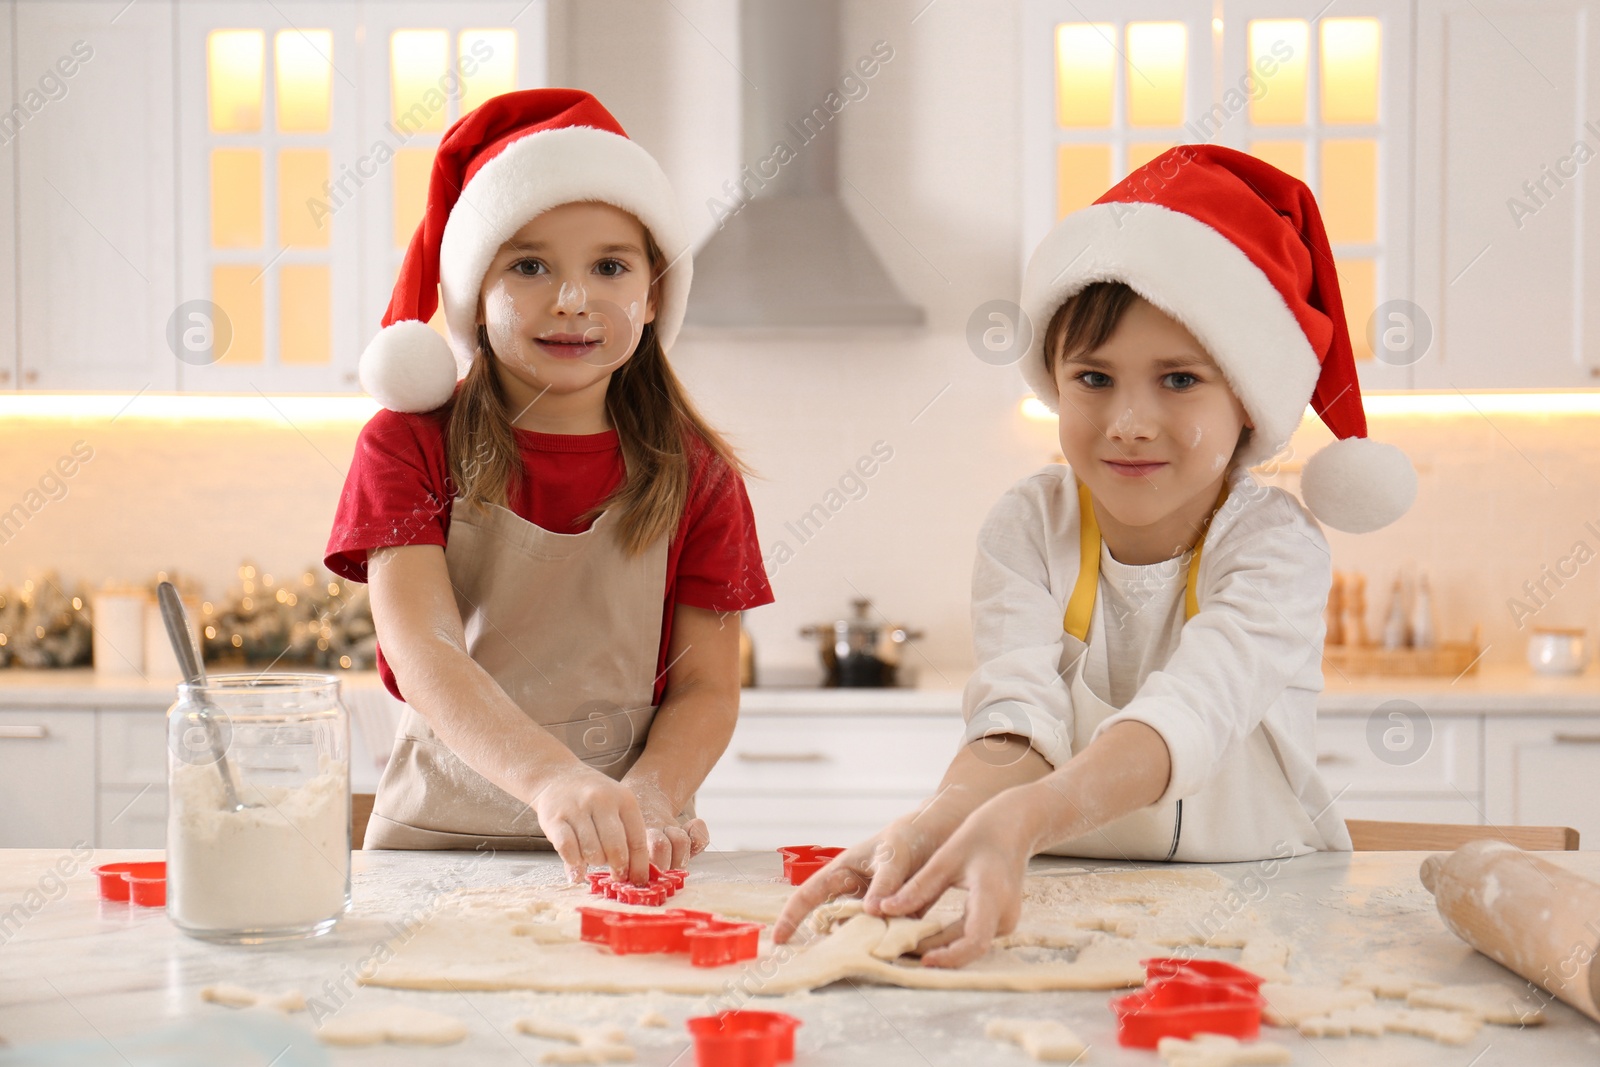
[199,984,305,1013]
[316,1005,467,1046]
[1157,1033,1291,1066]
[985,1017,1088,1061]
[1406,983,1547,1025]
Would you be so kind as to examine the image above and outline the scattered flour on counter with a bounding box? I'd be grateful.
[168,760,348,932]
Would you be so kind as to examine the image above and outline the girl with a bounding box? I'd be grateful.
[776,145,1417,965]
[325,90,772,882]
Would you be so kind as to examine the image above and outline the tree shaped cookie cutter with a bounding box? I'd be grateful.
[1110,958,1266,1048]
[777,845,843,885]
[577,907,762,968]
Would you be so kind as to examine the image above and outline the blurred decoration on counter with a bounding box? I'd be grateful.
[0,573,93,668]
[1324,567,1481,676]
[801,598,924,687]
[200,562,376,671]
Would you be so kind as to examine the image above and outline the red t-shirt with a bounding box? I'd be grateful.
[324,405,773,704]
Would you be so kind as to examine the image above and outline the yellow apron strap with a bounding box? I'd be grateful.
[1064,478,1231,640]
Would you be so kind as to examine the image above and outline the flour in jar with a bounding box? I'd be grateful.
[167,759,349,932]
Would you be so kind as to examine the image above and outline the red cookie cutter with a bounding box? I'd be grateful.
[577,906,762,968]
[687,1010,801,1067]
[586,863,688,905]
[92,861,166,907]
[1111,959,1266,1049]
[777,845,842,885]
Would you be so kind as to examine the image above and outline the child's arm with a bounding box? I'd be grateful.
[619,604,742,870]
[368,544,650,883]
[876,719,1170,967]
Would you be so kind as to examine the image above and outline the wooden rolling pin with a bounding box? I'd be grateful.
[1420,839,1600,1023]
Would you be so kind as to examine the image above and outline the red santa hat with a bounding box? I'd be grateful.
[360,88,691,413]
[1020,144,1416,534]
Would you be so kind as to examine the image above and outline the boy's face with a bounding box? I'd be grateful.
[1052,295,1252,535]
[475,201,657,401]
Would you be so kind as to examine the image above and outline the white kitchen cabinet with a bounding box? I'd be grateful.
[1413,0,1600,388]
[0,709,96,848]
[1485,716,1600,850]
[697,711,961,851]
[1315,713,1485,826]
[15,0,178,391]
[0,0,18,391]
[97,710,169,848]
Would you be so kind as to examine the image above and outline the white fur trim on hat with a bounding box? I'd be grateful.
[437,125,692,371]
[1301,435,1417,533]
[1019,202,1319,472]
[358,319,461,414]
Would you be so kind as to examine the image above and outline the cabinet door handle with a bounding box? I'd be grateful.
[1553,733,1600,745]
[0,724,49,740]
[1316,752,1353,765]
[736,751,828,763]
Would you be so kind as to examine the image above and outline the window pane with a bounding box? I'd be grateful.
[211,265,264,365]
[1338,257,1377,362]
[459,30,517,115]
[275,30,333,133]
[1321,18,1380,125]
[393,147,433,249]
[1055,23,1115,128]
[278,149,331,248]
[210,148,262,248]
[1057,144,1111,219]
[1128,142,1175,173]
[279,264,331,365]
[391,29,449,133]
[1249,140,1305,182]
[1321,139,1377,243]
[1248,20,1308,126]
[208,29,264,133]
[1126,22,1186,127]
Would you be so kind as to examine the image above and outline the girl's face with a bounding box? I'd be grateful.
[476,201,657,408]
[1053,295,1252,536]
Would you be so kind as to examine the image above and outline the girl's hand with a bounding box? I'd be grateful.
[625,777,709,870]
[772,809,959,945]
[874,784,1046,968]
[529,764,650,885]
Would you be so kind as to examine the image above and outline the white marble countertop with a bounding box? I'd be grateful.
[3,847,1599,1064]
[4,661,1597,716]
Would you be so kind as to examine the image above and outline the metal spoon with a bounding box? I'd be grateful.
[158,581,257,812]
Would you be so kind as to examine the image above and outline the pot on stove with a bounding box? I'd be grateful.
[800,599,924,687]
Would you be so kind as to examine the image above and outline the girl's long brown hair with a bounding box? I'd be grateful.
[446,225,747,556]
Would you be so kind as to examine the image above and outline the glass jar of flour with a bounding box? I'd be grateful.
[166,673,351,942]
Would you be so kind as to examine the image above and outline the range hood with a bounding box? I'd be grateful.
[684,0,925,329]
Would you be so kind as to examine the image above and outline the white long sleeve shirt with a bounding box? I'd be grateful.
[961,462,1352,854]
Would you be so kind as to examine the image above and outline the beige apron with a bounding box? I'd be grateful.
[1046,477,1322,862]
[364,498,670,850]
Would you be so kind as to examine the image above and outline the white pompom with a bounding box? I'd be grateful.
[358,320,459,413]
[1300,436,1417,533]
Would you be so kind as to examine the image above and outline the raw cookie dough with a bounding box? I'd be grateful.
[985,1018,1088,1061]
[1296,1005,1482,1044]
[1340,964,1440,999]
[1259,983,1374,1026]
[316,1005,468,1046]
[1407,983,1547,1025]
[515,1016,634,1064]
[1157,1033,1291,1066]
[199,984,306,1013]
[637,1010,670,1028]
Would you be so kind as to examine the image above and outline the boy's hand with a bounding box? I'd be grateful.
[772,811,957,944]
[529,764,650,885]
[875,784,1046,968]
[625,776,709,870]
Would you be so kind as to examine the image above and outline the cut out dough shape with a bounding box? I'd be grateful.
[1295,1005,1482,1044]
[985,1017,1087,1061]
[1259,983,1375,1026]
[1407,983,1547,1025]
[1157,1033,1291,1066]
[871,916,946,960]
[637,1010,670,1028]
[514,1017,634,1064]
[1341,965,1440,999]
[199,984,306,1013]
[316,1005,468,1046]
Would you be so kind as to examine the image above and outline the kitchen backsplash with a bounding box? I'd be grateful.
[2,336,1597,680]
